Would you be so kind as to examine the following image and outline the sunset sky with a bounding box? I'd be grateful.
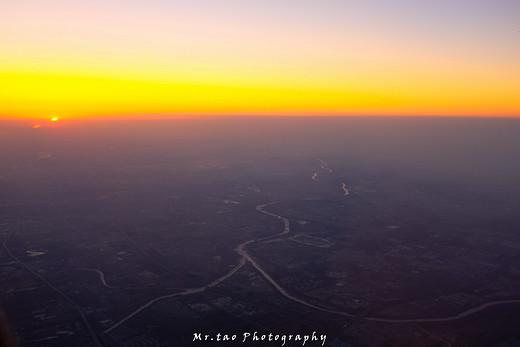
[1,0,519,120]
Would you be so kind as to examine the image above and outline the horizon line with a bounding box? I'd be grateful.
[2,113,520,122]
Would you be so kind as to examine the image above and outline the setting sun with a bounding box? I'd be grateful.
[1,1,520,345]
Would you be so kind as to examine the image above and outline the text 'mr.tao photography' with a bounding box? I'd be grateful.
[193,331,327,346]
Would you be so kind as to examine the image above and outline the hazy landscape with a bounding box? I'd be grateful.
[2,116,520,346]
[2,0,520,345]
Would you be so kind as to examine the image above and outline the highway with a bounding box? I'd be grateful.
[2,228,102,347]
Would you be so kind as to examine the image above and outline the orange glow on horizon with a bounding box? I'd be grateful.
[1,1,519,120]
[1,71,518,120]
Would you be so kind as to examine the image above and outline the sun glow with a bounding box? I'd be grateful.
[50,117,59,122]
[1,1,519,119]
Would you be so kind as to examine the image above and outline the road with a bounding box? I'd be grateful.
[79,268,116,289]
[2,228,102,347]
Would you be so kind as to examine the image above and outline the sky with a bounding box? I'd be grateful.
[1,0,519,120]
